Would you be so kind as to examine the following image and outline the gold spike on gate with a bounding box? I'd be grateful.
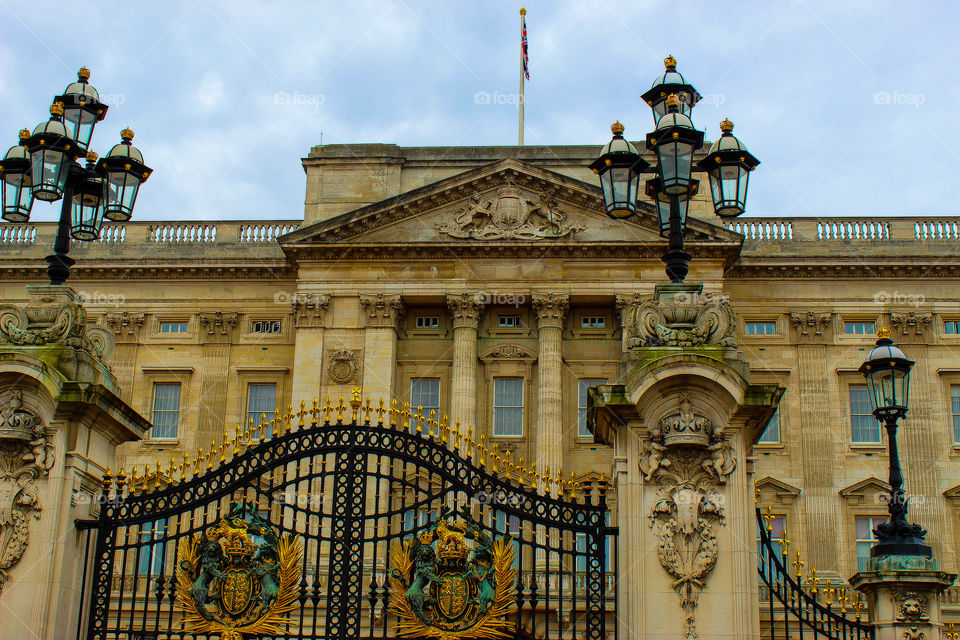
[181,453,190,482]
[363,396,373,423]
[324,397,333,423]
[167,458,176,486]
[350,387,362,422]
[299,400,306,428]
[390,399,398,427]
[311,398,319,426]
[792,552,805,581]
[376,398,386,426]
[440,414,448,444]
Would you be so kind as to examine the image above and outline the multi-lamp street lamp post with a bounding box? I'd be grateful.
[0,68,152,285]
[591,55,759,283]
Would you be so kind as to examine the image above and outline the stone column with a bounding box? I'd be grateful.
[790,311,840,570]
[851,555,956,640]
[359,293,404,403]
[197,311,239,445]
[290,293,330,402]
[447,294,484,447]
[532,293,568,480]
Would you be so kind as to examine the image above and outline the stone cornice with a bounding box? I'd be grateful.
[726,260,960,279]
[532,293,569,329]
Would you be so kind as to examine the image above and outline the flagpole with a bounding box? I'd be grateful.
[519,6,526,146]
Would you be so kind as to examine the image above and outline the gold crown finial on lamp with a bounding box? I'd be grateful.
[666,93,680,109]
[120,127,135,142]
[664,54,677,69]
[719,118,734,133]
[50,102,65,117]
[876,327,891,339]
[85,151,98,163]
[610,120,625,136]
[78,67,91,81]
[18,128,30,140]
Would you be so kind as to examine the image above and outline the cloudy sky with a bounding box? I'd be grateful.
[2,1,958,222]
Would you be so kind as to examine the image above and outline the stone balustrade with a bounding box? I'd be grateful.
[727,216,960,242]
[0,220,301,246]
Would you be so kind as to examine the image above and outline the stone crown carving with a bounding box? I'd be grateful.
[435,184,585,241]
[0,287,114,362]
[327,348,361,385]
[624,287,736,348]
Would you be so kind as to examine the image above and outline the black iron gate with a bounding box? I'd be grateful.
[757,508,873,640]
[78,396,616,640]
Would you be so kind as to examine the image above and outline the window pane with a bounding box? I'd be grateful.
[849,386,881,443]
[578,379,605,438]
[845,322,875,335]
[952,386,960,444]
[758,408,780,443]
[247,383,277,439]
[138,518,167,575]
[151,383,181,439]
[410,379,441,432]
[493,378,523,437]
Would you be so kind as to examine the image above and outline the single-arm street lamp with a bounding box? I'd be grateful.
[592,56,760,283]
[0,68,151,285]
[858,329,932,559]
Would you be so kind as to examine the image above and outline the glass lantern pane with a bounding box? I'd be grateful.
[64,110,97,149]
[611,167,629,204]
[600,171,614,210]
[738,170,750,209]
[31,149,68,200]
[2,178,33,222]
[104,172,140,221]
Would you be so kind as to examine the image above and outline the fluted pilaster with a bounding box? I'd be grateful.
[533,293,568,481]
[447,294,484,450]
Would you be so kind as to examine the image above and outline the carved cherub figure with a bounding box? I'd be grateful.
[703,425,735,483]
[642,425,671,481]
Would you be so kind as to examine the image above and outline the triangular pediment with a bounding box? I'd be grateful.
[755,476,801,505]
[281,160,742,258]
[839,476,891,506]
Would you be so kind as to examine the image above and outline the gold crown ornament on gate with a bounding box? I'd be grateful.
[389,508,518,640]
[174,502,303,640]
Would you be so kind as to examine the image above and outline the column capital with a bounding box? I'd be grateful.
[104,311,145,343]
[292,292,330,328]
[447,293,485,330]
[198,311,239,343]
[532,293,569,329]
[360,293,404,330]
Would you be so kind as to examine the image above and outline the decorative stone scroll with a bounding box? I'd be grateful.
[0,390,52,594]
[623,288,736,349]
[639,395,737,640]
[0,291,114,362]
[435,183,584,241]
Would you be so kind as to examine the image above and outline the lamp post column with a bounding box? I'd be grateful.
[662,194,691,284]
[532,293,568,487]
[447,294,484,453]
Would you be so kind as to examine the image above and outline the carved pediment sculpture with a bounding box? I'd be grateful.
[639,395,737,640]
[435,183,585,241]
[0,390,52,594]
[624,292,737,349]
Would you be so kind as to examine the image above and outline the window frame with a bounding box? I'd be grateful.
[409,378,441,432]
[577,379,606,440]
[854,515,886,572]
[158,321,189,334]
[848,385,882,444]
[246,382,278,440]
[150,382,182,440]
[951,385,960,445]
[492,377,525,438]
[844,320,876,336]
[137,518,167,575]
[944,319,960,335]
[744,320,777,336]
[757,406,781,444]
[251,319,282,334]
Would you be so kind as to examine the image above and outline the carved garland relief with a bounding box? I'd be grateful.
[639,395,737,640]
[435,184,584,241]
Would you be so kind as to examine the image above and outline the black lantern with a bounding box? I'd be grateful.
[0,132,35,223]
[97,128,152,222]
[640,55,702,125]
[22,103,81,202]
[698,118,760,218]
[646,178,698,238]
[54,68,108,151]
[589,121,649,219]
[858,330,913,421]
[70,152,106,241]
[646,94,704,196]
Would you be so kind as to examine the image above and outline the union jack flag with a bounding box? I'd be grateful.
[521,12,529,80]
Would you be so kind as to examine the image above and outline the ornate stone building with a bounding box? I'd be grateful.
[1,140,959,632]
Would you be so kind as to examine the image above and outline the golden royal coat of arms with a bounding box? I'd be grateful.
[389,508,518,640]
[175,503,303,640]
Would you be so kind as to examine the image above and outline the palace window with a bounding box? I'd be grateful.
[415,315,439,329]
[855,516,886,571]
[494,511,521,569]
[252,320,282,334]
[577,379,606,439]
[952,386,960,444]
[493,378,524,437]
[945,320,960,334]
[137,518,167,575]
[844,321,875,335]
[576,513,612,575]
[159,321,188,333]
[581,315,605,328]
[498,315,522,328]
[403,509,430,533]
[409,378,441,432]
[745,321,776,335]
[757,407,780,443]
[247,383,277,440]
[849,386,882,443]
[151,383,181,439]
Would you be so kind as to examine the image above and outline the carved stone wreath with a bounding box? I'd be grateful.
[327,349,361,385]
[640,397,737,640]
